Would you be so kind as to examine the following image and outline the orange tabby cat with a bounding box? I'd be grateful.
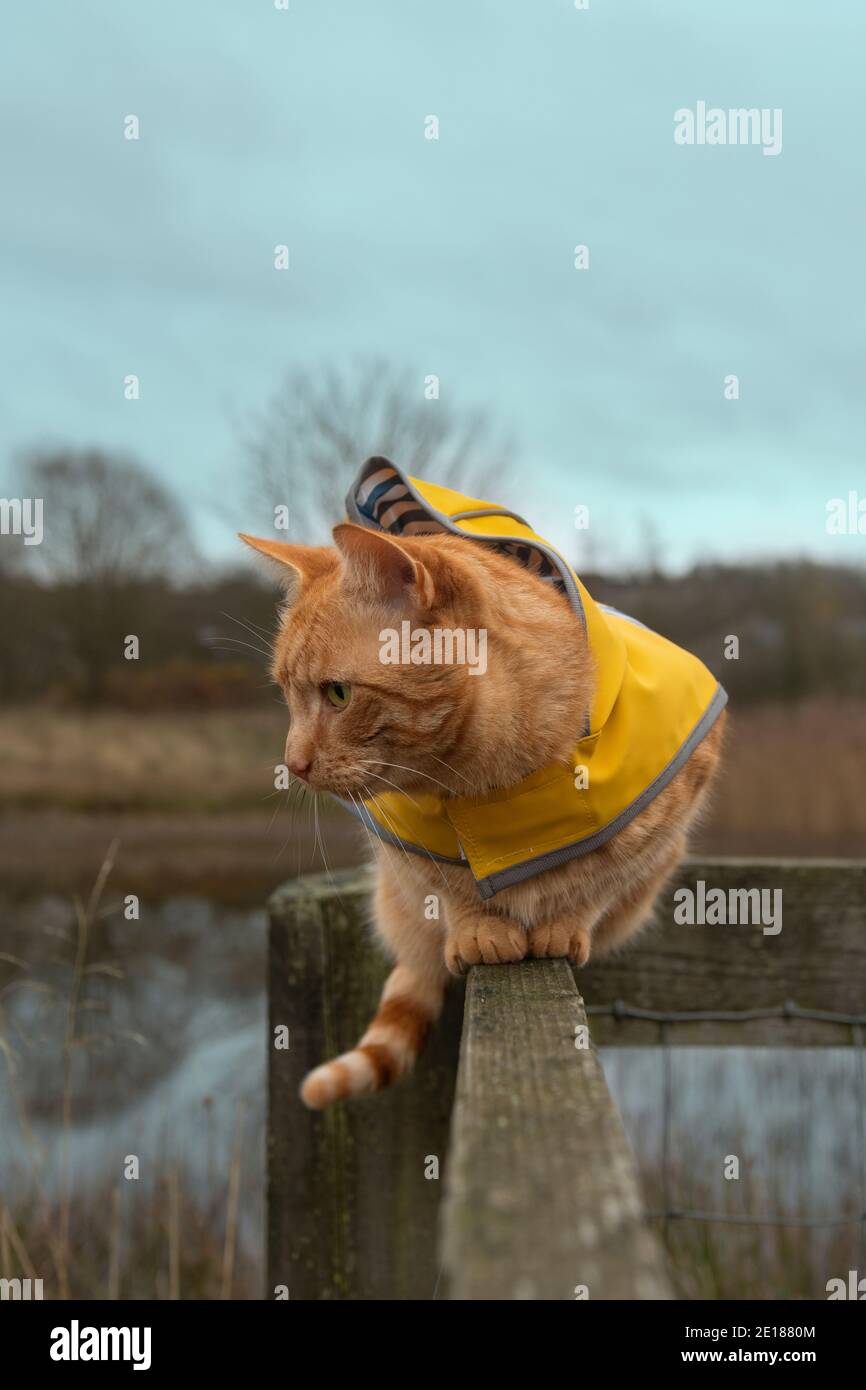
[243,513,725,1110]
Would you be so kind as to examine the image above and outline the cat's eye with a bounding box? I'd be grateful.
[325,681,352,709]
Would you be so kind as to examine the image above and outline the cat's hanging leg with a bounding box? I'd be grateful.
[300,847,449,1109]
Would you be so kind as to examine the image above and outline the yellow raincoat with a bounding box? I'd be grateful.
[343,457,727,900]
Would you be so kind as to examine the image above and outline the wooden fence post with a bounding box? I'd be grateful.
[268,859,865,1298]
[581,858,866,1044]
[268,867,463,1299]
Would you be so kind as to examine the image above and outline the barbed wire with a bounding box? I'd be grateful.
[587,1001,866,1027]
[587,999,866,1264]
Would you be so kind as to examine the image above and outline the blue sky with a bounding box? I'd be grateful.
[2,0,864,572]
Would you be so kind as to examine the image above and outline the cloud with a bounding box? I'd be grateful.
[2,0,864,570]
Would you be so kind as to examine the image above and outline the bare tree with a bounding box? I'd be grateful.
[23,449,191,586]
[242,358,517,541]
[19,449,193,700]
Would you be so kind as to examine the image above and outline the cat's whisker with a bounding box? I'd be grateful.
[427,751,473,787]
[313,798,345,907]
[348,791,380,865]
[305,786,316,871]
[359,770,424,813]
[359,759,454,795]
[265,791,283,833]
[211,628,273,656]
[251,464,727,1114]
[264,763,302,831]
[274,780,308,862]
[220,610,277,644]
[362,781,451,892]
[360,781,418,881]
[271,783,294,852]
[258,756,288,769]
[267,780,297,834]
[209,637,273,661]
[222,611,276,636]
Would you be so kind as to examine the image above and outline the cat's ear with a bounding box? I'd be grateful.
[332,523,435,610]
[239,535,335,604]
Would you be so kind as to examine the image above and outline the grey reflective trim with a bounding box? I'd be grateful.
[448,506,532,527]
[344,461,727,901]
[337,796,465,867]
[345,461,587,633]
[345,490,366,525]
[473,683,729,899]
[597,603,651,632]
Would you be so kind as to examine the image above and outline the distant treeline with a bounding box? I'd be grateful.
[588,560,866,705]
[0,566,278,706]
[1,558,864,708]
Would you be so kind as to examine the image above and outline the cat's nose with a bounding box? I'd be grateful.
[288,757,312,782]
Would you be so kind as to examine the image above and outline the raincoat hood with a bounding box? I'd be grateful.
[342,456,727,899]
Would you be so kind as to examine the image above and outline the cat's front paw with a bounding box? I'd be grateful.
[528,922,592,967]
[445,919,528,975]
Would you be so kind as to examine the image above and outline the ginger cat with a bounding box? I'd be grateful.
[243,516,725,1110]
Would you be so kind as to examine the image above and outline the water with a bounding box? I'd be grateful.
[0,895,267,1260]
[602,1046,865,1218]
[1,893,861,1293]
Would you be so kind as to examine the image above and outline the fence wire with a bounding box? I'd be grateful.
[586,1000,866,1265]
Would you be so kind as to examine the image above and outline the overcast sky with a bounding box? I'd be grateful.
[2,0,864,573]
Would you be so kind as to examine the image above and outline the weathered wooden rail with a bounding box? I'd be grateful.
[268,859,866,1300]
[440,958,672,1298]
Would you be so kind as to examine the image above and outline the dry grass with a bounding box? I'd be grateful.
[0,706,286,813]
[604,1041,866,1301]
[1,1178,261,1301]
[0,849,261,1300]
[2,698,865,842]
[640,1151,863,1301]
[0,696,863,901]
[650,1192,860,1301]
[696,697,866,859]
[3,752,862,1300]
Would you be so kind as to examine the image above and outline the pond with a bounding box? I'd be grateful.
[1,891,861,1299]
